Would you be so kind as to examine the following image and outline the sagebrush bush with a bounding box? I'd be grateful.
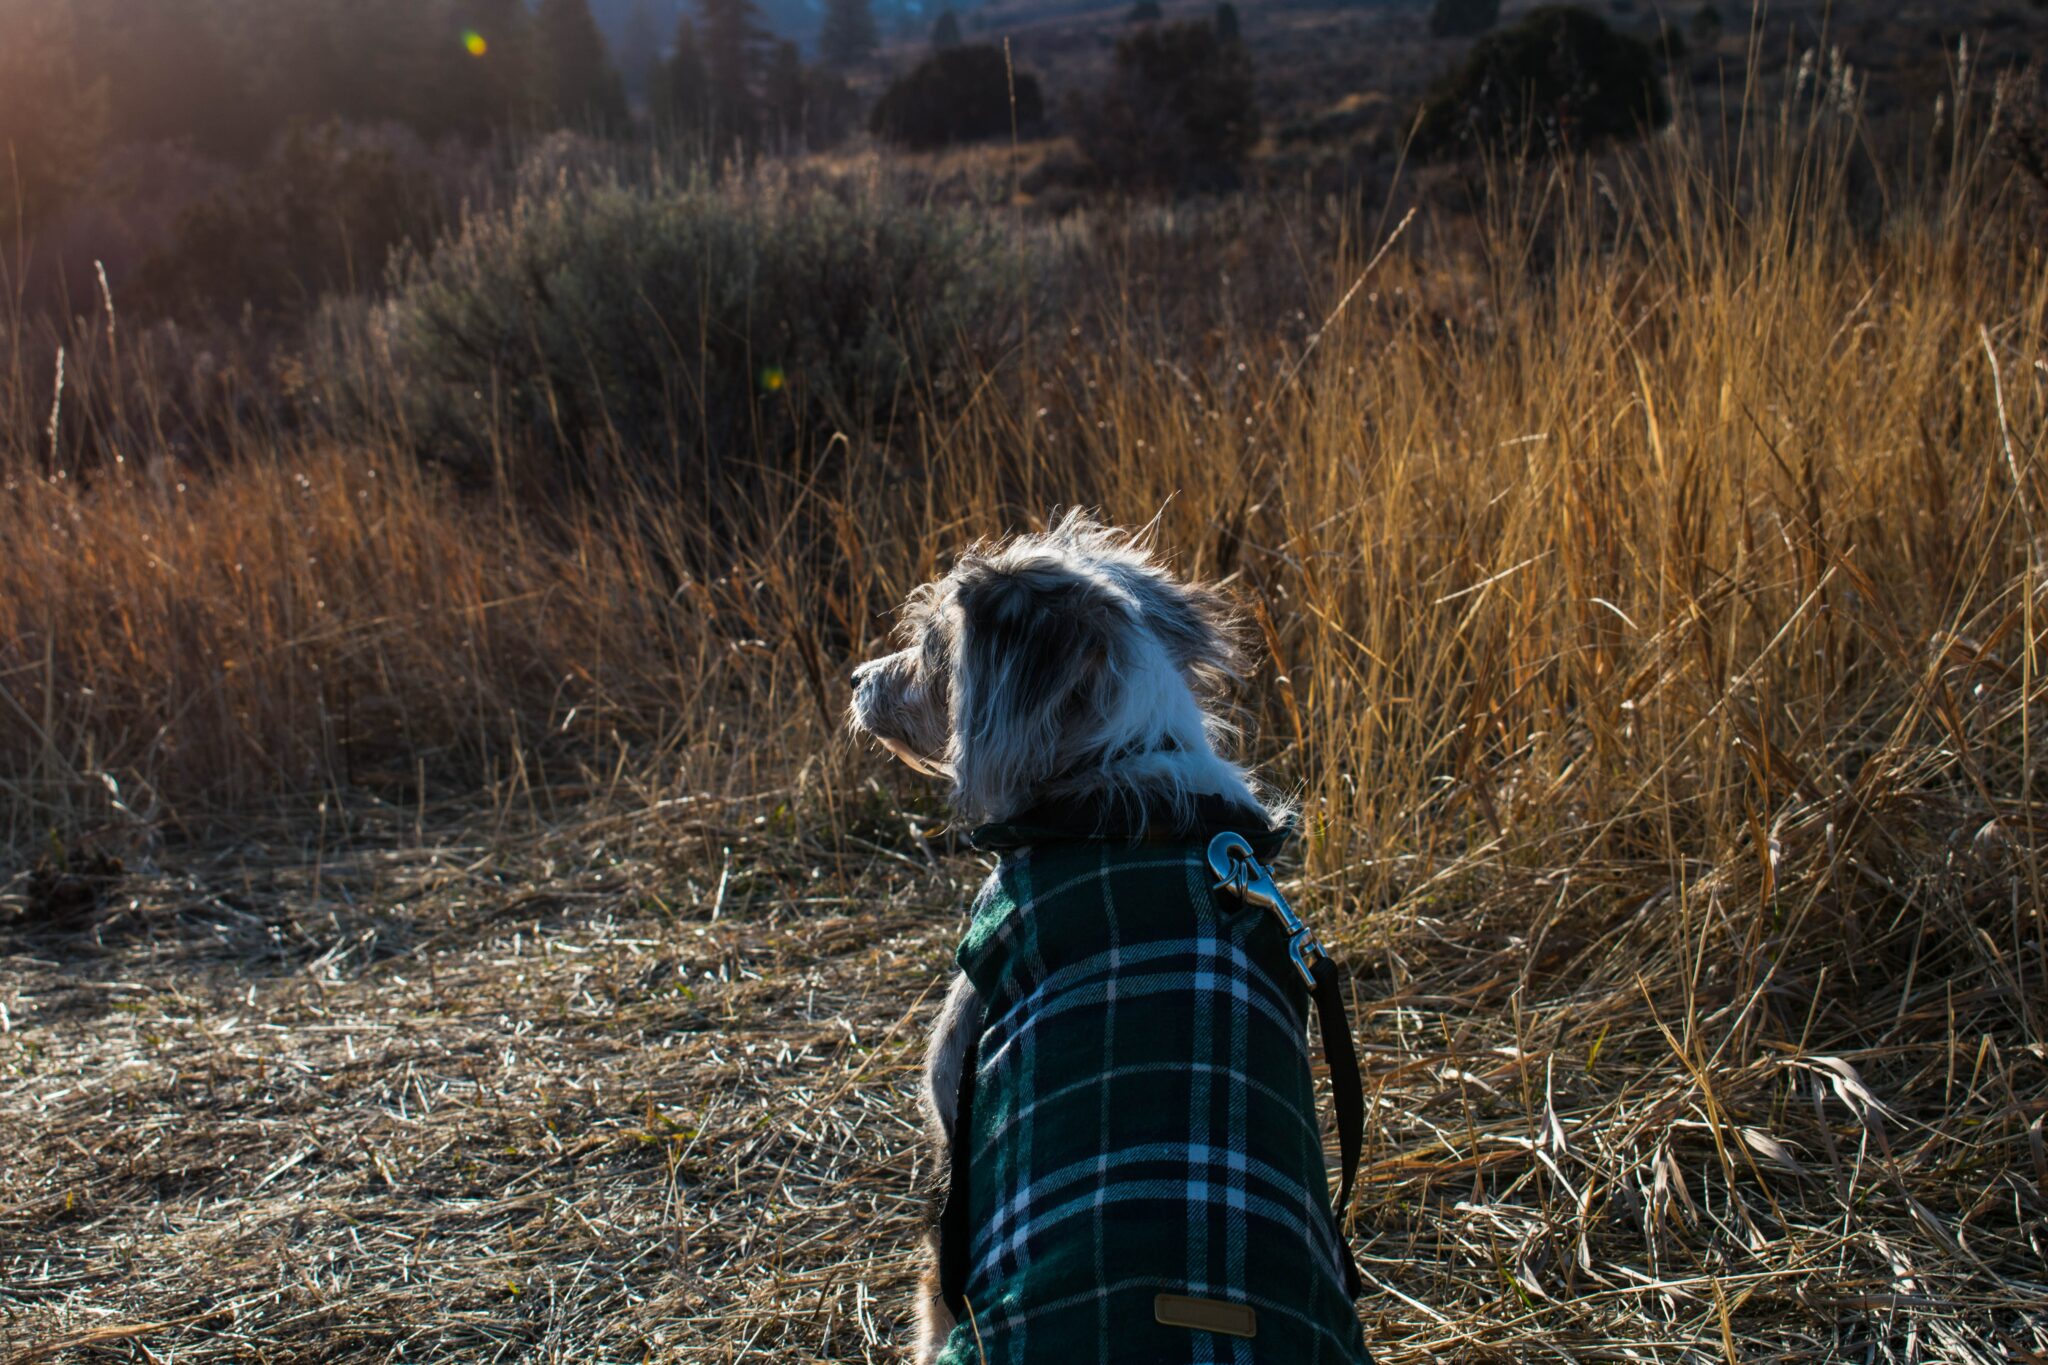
[1415,5,1670,158]
[868,44,1042,150]
[360,169,1023,501]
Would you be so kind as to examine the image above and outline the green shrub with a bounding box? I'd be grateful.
[1070,20,1260,192]
[1414,6,1671,159]
[869,44,1043,149]
[364,173,1021,499]
[1429,0,1500,39]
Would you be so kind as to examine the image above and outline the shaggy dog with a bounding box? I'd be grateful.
[849,514,1369,1364]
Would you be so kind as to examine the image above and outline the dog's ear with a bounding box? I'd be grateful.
[1047,512,1247,694]
[947,557,1125,822]
[1131,576,1247,694]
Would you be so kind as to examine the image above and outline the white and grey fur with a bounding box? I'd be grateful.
[846,512,1278,1361]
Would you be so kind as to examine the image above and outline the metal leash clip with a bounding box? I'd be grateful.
[1206,831,1325,988]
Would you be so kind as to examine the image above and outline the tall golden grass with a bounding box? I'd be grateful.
[2,63,2043,919]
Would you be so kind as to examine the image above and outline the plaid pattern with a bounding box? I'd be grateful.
[935,836,1370,1365]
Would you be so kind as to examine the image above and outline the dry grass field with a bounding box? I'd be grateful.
[5,25,2048,1365]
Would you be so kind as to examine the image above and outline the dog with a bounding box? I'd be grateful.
[850,513,1370,1364]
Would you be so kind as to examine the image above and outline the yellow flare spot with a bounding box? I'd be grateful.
[464,29,488,57]
[760,366,786,392]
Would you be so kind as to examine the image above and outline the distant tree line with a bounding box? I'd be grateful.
[3,0,1712,249]
[656,0,858,148]
[0,0,878,233]
[66,0,636,153]
[0,0,107,235]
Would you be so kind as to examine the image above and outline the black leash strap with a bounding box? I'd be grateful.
[938,1026,980,1320]
[1311,954,1366,1299]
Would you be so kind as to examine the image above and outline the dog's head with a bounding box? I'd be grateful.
[849,513,1264,825]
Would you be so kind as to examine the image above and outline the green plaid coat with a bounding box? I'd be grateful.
[934,807,1371,1365]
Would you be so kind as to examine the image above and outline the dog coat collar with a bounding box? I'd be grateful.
[964,792,1291,859]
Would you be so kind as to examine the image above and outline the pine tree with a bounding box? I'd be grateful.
[763,40,807,146]
[338,0,446,129]
[72,0,258,158]
[1071,21,1255,188]
[871,44,1041,148]
[819,0,878,68]
[930,9,962,47]
[535,0,630,132]
[439,0,541,135]
[1428,0,1500,40]
[656,16,712,133]
[620,0,666,103]
[694,0,768,142]
[1214,2,1239,42]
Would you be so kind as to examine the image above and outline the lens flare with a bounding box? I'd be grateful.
[463,29,488,57]
[760,365,787,393]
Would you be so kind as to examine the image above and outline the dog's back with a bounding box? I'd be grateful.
[930,833,1370,1364]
